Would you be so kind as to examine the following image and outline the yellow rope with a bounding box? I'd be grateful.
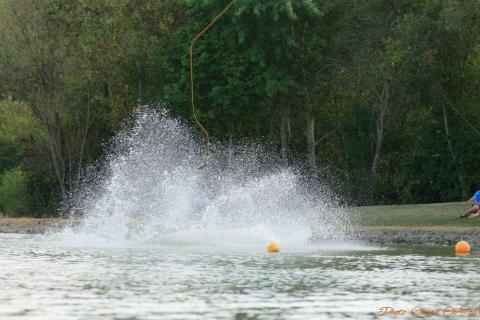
[190,0,237,168]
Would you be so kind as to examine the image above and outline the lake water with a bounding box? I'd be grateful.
[1,233,479,320]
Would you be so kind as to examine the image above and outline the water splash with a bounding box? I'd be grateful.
[54,107,354,247]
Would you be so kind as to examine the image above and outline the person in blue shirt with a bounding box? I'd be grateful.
[460,190,480,218]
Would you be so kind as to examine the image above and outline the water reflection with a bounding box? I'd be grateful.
[1,234,479,319]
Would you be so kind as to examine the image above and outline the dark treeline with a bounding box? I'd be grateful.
[1,0,480,216]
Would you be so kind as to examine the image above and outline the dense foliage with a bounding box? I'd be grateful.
[1,0,479,216]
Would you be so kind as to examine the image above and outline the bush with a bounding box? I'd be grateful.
[0,168,32,216]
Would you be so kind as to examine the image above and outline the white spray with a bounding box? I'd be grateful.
[54,107,354,247]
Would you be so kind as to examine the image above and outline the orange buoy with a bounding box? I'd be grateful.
[455,241,471,255]
[267,242,280,253]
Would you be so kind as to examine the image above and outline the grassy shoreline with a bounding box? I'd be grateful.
[1,202,479,245]
[355,201,477,227]
[1,202,478,230]
[0,218,69,234]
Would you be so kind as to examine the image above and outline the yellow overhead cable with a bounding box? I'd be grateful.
[190,0,237,168]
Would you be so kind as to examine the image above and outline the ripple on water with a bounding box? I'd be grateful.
[1,234,479,319]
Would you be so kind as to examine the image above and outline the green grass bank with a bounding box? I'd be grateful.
[1,202,480,246]
[356,202,478,227]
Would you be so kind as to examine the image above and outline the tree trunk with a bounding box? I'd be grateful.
[370,77,389,182]
[306,110,316,170]
[227,121,234,168]
[280,109,288,160]
[46,113,67,199]
[228,132,233,168]
[76,100,90,185]
[138,51,146,104]
[287,106,291,143]
[442,104,469,198]
[255,117,260,137]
